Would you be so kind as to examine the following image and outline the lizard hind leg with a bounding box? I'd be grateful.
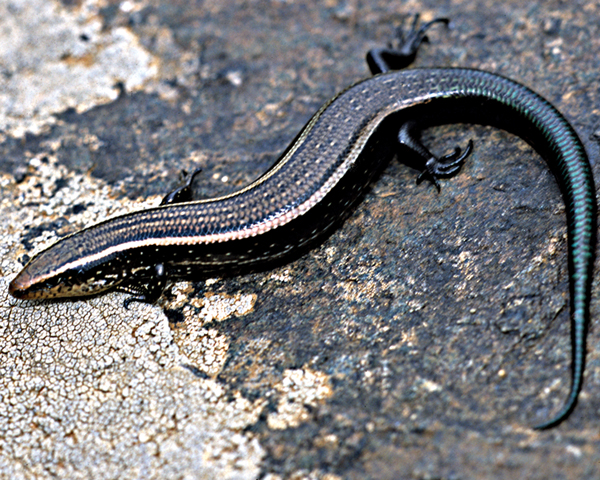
[397,121,472,190]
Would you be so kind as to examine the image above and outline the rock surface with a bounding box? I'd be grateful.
[1,1,599,479]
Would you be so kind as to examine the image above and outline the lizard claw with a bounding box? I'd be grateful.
[416,140,473,190]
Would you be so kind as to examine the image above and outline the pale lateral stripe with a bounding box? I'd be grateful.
[36,106,391,283]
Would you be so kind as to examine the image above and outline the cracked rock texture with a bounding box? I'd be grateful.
[1,0,600,479]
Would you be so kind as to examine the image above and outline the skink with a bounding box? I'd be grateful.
[9,18,596,429]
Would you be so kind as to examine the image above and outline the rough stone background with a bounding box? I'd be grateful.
[1,0,600,479]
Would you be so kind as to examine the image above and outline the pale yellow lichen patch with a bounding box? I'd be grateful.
[169,284,256,326]
[170,289,257,377]
[267,369,333,430]
[0,164,265,478]
[171,313,230,379]
[0,286,266,479]
[200,292,257,322]
[0,0,158,138]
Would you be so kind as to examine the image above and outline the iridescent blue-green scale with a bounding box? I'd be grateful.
[409,68,595,429]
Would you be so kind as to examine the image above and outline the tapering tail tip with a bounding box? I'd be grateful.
[532,388,579,430]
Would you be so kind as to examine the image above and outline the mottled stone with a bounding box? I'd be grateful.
[1,0,600,479]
